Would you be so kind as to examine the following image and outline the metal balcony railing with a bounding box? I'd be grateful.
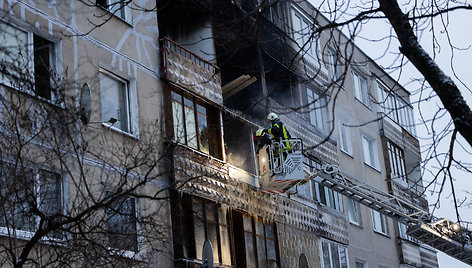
[160,37,220,75]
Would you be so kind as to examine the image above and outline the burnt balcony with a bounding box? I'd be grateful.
[160,37,222,105]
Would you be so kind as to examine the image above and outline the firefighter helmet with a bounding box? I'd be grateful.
[267,112,278,121]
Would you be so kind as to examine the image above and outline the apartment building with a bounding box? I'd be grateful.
[158,0,439,267]
[0,0,440,267]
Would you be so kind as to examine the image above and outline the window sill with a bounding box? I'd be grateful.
[364,162,381,173]
[102,123,139,140]
[373,229,390,238]
[355,97,372,111]
[340,148,353,158]
[107,246,144,260]
[349,221,362,228]
[0,226,67,246]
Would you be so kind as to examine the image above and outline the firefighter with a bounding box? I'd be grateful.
[264,112,291,151]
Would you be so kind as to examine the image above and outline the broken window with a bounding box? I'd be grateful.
[223,112,257,174]
[232,210,279,268]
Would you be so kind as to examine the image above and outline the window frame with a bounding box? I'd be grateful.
[306,85,327,131]
[355,259,368,268]
[361,134,380,170]
[99,68,138,136]
[96,0,133,24]
[338,121,353,156]
[371,209,388,235]
[347,198,361,226]
[232,210,280,268]
[314,180,344,213]
[386,140,407,183]
[290,7,321,62]
[351,69,370,107]
[171,90,220,157]
[328,47,342,82]
[320,238,349,268]
[106,195,141,256]
[0,19,61,102]
[0,165,64,241]
[377,80,416,136]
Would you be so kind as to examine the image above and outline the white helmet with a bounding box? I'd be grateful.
[267,112,278,121]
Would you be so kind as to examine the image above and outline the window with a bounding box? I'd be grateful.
[371,210,388,235]
[291,8,320,61]
[328,48,342,82]
[171,195,231,266]
[100,70,137,134]
[355,260,367,268]
[0,166,63,238]
[314,180,344,212]
[386,140,407,182]
[0,21,58,100]
[96,0,132,23]
[352,70,370,107]
[171,90,222,158]
[320,239,349,268]
[261,0,289,32]
[398,222,417,242]
[306,87,326,130]
[106,196,138,253]
[232,211,279,268]
[377,81,416,135]
[347,198,361,226]
[361,135,379,170]
[338,122,353,155]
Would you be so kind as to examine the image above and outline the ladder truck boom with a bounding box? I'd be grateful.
[257,139,472,265]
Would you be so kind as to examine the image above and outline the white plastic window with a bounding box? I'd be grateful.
[338,122,353,155]
[371,209,388,235]
[352,70,370,107]
[100,71,133,134]
[361,135,379,170]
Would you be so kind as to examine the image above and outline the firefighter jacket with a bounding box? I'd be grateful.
[266,119,291,150]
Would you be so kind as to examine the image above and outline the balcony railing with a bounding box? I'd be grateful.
[160,37,219,75]
[160,37,222,104]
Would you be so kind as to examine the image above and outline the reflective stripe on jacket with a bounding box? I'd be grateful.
[267,119,291,150]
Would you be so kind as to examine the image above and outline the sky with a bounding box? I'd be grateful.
[310,0,472,267]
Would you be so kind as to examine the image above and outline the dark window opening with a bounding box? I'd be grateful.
[223,113,257,174]
[34,34,54,100]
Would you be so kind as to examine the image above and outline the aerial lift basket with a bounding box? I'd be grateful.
[258,138,305,193]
